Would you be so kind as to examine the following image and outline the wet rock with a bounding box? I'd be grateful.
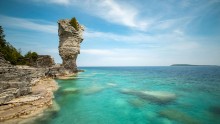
[77,70,85,72]
[56,76,78,80]
[159,109,200,124]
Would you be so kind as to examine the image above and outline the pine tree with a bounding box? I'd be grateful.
[0,26,39,65]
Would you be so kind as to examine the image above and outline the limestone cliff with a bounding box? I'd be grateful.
[58,19,84,73]
[0,52,52,105]
[0,53,58,122]
[33,55,55,67]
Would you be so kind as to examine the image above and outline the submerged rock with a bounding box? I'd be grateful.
[62,88,79,94]
[209,106,220,116]
[83,86,106,95]
[56,76,78,80]
[120,88,176,104]
[139,91,176,104]
[48,100,60,112]
[107,83,117,87]
[159,109,200,124]
[58,18,84,74]
[127,98,145,107]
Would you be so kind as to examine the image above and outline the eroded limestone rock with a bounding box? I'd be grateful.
[33,55,55,67]
[0,54,49,105]
[58,19,84,74]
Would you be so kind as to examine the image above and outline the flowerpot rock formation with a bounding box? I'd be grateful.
[58,19,84,74]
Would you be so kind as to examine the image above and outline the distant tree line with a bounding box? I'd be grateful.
[0,26,38,65]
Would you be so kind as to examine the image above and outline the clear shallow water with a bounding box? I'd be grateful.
[33,66,220,124]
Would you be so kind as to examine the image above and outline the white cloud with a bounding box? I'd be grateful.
[81,49,115,56]
[0,15,57,34]
[2,1,219,66]
[77,48,178,66]
[30,0,150,31]
[81,29,206,66]
[88,0,149,31]
[32,0,71,5]
[84,28,194,46]
[84,29,155,43]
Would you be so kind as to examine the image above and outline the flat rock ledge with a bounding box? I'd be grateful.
[0,78,58,123]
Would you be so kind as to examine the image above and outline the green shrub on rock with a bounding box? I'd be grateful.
[24,51,38,65]
[70,17,79,31]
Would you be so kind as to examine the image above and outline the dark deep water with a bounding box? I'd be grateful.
[33,66,220,124]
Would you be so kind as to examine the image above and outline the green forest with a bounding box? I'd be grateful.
[0,26,38,65]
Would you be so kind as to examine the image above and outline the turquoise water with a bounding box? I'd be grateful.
[34,67,220,124]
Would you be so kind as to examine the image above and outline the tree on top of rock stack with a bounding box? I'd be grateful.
[70,17,79,31]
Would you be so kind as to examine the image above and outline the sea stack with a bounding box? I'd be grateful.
[58,18,84,74]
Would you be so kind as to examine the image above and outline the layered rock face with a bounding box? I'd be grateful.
[33,55,55,67]
[0,53,58,122]
[58,19,84,73]
[0,53,48,105]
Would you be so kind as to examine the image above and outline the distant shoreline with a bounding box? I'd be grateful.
[170,64,219,67]
[78,65,219,68]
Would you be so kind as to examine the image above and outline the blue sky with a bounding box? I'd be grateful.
[0,0,220,66]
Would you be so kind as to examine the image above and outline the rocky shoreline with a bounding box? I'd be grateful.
[0,54,78,123]
[0,55,59,123]
[0,78,58,123]
[0,18,84,123]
